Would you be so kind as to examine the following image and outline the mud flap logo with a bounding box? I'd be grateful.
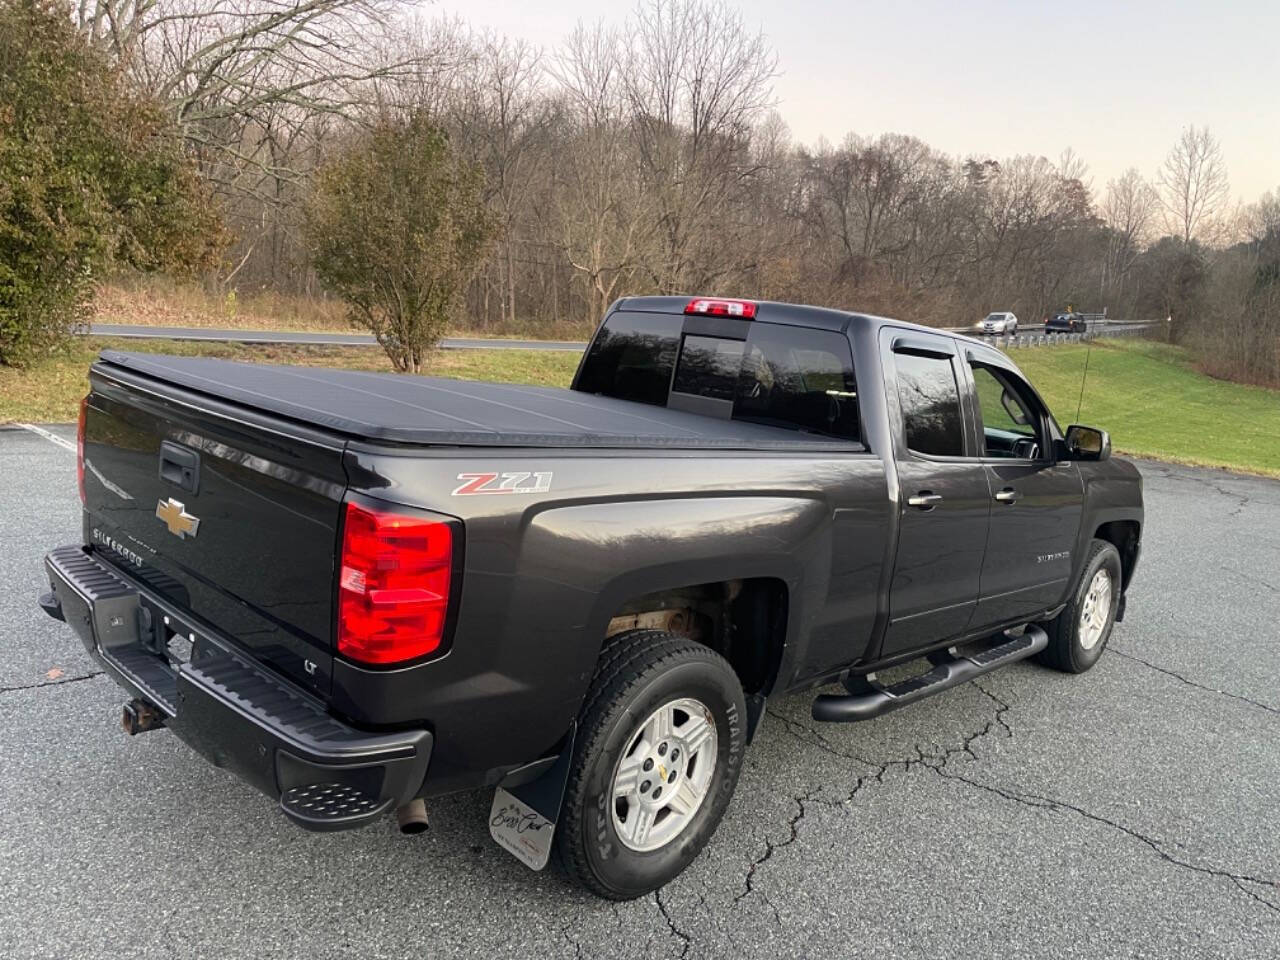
[452,472,553,496]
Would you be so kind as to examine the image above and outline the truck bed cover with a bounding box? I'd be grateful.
[96,351,861,451]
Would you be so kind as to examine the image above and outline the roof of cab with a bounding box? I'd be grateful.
[612,295,977,344]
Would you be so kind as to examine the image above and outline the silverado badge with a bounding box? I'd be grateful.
[155,498,200,540]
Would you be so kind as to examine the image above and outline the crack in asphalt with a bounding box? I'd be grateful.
[927,760,1280,917]
[1218,565,1279,595]
[654,886,692,958]
[1142,466,1259,517]
[732,684,1280,929]
[559,921,586,960]
[734,709,975,923]
[1110,648,1280,718]
[0,671,104,696]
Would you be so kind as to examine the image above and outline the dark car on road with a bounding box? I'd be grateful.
[39,295,1143,899]
[1045,312,1088,333]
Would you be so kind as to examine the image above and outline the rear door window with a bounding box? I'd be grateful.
[893,352,965,457]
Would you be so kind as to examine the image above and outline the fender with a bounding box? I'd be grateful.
[1071,460,1144,588]
[514,495,831,707]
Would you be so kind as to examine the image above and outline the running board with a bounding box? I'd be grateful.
[811,626,1048,723]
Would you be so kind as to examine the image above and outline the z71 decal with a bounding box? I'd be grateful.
[452,472,554,496]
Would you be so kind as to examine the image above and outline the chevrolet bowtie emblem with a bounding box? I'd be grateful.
[155,498,200,539]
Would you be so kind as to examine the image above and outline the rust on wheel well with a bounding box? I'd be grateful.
[606,578,789,695]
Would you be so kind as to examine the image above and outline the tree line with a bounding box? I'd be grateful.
[3,0,1277,385]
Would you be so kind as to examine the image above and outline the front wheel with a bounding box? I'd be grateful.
[556,630,747,899]
[1036,539,1122,672]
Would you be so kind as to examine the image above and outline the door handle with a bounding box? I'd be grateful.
[994,487,1021,504]
[907,492,943,509]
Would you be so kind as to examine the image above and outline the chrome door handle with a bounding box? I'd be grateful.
[994,488,1021,504]
[907,493,943,509]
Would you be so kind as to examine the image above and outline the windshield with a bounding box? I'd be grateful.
[984,313,1005,321]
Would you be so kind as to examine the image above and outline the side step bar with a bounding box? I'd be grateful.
[812,626,1048,723]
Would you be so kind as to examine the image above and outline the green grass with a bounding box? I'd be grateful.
[1007,338,1280,478]
[0,337,581,424]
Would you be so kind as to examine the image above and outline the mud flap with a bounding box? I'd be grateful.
[488,723,576,871]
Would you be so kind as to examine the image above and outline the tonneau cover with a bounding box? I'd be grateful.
[96,351,861,451]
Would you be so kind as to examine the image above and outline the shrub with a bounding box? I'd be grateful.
[305,114,493,372]
[0,0,222,367]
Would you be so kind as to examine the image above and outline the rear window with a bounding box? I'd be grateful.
[574,311,682,406]
[732,325,860,441]
[576,310,861,442]
[672,336,745,402]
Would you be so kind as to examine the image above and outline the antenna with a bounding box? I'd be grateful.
[1075,333,1094,423]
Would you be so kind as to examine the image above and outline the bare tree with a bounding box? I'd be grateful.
[548,22,654,323]
[453,34,553,327]
[1102,168,1158,298]
[1157,125,1230,245]
[620,0,777,292]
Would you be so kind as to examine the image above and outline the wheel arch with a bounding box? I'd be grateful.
[599,576,791,698]
[1093,518,1141,590]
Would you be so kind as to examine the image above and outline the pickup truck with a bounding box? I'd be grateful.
[39,295,1143,899]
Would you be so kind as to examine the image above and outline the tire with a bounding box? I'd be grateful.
[1036,539,1122,673]
[556,629,747,899]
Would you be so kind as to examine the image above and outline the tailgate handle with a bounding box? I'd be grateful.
[158,442,200,494]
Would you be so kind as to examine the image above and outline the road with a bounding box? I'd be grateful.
[86,321,1150,351]
[2,424,1278,959]
[88,323,588,351]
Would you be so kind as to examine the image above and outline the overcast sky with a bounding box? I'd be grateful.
[437,0,1279,205]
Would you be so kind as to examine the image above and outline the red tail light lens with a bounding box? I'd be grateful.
[337,501,454,665]
[76,397,87,504]
[684,297,757,319]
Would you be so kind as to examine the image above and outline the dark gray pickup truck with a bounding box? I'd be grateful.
[40,295,1142,898]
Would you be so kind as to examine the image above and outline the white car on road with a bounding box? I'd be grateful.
[977,311,1018,336]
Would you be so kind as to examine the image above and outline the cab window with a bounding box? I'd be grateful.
[894,352,965,457]
[969,362,1042,458]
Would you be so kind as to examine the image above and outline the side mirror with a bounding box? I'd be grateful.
[1065,424,1111,461]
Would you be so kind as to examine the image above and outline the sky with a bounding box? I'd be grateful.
[435,0,1279,205]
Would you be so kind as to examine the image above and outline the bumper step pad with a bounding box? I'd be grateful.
[811,626,1048,723]
[280,782,394,832]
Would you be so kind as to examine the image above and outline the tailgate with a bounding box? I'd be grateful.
[82,360,349,695]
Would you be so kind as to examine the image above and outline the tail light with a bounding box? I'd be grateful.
[76,397,87,504]
[684,297,757,319]
[337,501,455,665]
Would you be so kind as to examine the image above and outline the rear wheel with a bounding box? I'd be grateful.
[1036,539,1122,672]
[556,629,747,899]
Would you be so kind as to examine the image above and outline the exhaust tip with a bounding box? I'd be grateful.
[396,798,429,835]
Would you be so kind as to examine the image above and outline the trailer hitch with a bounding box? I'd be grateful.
[121,698,166,736]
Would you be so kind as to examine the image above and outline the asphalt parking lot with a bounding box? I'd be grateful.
[2,423,1277,959]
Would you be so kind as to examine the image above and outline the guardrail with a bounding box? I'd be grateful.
[983,321,1152,350]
